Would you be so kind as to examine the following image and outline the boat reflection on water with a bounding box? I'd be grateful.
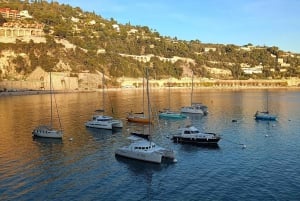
[115,155,173,201]
[115,153,171,170]
[86,127,122,139]
[179,142,220,149]
[32,135,63,144]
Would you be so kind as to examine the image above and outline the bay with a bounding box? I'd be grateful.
[1,88,300,201]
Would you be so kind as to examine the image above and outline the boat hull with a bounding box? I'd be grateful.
[32,126,63,139]
[85,119,123,130]
[180,107,204,114]
[255,111,277,121]
[127,116,151,124]
[115,148,163,163]
[159,112,187,119]
[172,135,220,145]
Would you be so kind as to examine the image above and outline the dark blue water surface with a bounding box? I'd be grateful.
[1,88,300,201]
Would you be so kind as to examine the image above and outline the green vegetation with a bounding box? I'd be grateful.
[0,0,300,81]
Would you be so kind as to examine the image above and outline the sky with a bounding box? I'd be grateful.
[55,0,300,53]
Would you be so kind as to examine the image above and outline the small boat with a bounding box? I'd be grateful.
[85,114,123,129]
[127,112,151,124]
[180,71,208,115]
[159,77,186,119]
[172,125,221,145]
[116,67,177,164]
[254,90,277,121]
[115,136,176,163]
[159,109,187,119]
[85,73,123,130]
[254,111,277,121]
[32,72,63,139]
[181,103,208,115]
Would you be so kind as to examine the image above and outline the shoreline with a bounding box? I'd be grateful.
[1,86,299,97]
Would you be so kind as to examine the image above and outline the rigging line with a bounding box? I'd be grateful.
[52,83,63,131]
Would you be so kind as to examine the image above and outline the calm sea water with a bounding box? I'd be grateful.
[1,88,300,201]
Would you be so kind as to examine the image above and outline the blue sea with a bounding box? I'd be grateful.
[1,88,300,201]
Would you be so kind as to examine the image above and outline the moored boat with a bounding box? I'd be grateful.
[181,103,208,115]
[115,136,176,163]
[32,72,63,139]
[127,112,151,124]
[172,125,221,145]
[116,67,177,164]
[85,114,123,129]
[85,73,123,130]
[254,111,277,121]
[32,125,63,139]
[159,109,187,119]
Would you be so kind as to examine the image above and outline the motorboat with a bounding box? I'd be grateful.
[85,114,123,129]
[172,125,221,145]
[115,136,176,163]
[254,111,277,121]
[32,72,63,139]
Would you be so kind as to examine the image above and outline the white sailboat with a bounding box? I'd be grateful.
[32,72,63,139]
[115,68,177,163]
[181,70,208,115]
[85,73,123,129]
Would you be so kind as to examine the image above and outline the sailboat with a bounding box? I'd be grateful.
[180,70,208,115]
[254,90,277,121]
[32,72,63,139]
[115,68,177,163]
[126,75,151,124]
[159,78,186,119]
[85,73,123,129]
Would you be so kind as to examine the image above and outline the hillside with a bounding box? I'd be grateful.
[0,0,300,86]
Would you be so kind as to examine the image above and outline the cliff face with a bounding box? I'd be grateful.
[0,50,29,80]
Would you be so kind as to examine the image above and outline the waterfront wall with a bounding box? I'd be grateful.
[1,76,300,92]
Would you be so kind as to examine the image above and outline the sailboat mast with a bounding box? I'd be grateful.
[146,67,151,143]
[168,79,171,110]
[266,90,269,112]
[191,70,194,105]
[50,71,53,129]
[143,74,145,115]
[102,73,105,112]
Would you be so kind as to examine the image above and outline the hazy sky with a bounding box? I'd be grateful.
[55,0,300,53]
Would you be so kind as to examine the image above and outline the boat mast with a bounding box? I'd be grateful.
[102,72,105,112]
[143,72,145,115]
[168,77,171,110]
[50,71,53,129]
[146,67,151,144]
[191,70,194,105]
[266,90,269,112]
